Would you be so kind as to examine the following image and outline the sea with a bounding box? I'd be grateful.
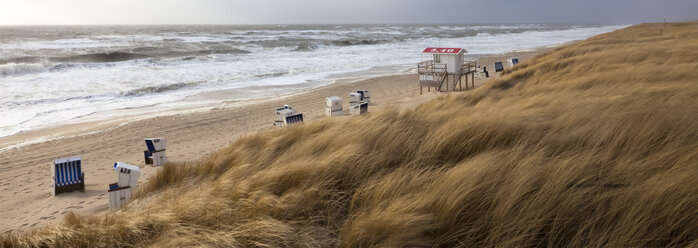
[0,24,625,138]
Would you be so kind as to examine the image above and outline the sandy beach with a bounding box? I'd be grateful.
[0,50,542,233]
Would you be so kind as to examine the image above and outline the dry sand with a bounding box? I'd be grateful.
[0,50,543,233]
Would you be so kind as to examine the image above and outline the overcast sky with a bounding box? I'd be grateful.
[1,0,697,25]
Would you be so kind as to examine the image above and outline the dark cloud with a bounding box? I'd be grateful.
[2,0,697,25]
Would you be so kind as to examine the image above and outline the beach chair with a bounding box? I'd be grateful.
[52,156,85,196]
[276,106,297,121]
[274,105,303,126]
[144,138,167,166]
[325,96,343,116]
[494,62,504,72]
[350,102,368,116]
[108,162,139,210]
[508,57,519,67]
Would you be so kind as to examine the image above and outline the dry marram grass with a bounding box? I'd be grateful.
[2,22,697,247]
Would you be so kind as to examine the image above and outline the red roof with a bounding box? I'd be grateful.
[422,47,465,54]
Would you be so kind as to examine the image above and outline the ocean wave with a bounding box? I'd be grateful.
[0,63,48,77]
[122,81,205,96]
[3,95,95,108]
[195,48,252,55]
[131,46,251,57]
[0,56,47,65]
[63,51,150,63]
[330,39,389,46]
[47,62,122,72]
[56,48,252,63]
[254,71,290,78]
[292,43,319,51]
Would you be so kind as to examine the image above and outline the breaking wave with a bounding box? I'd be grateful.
[0,63,48,77]
[63,51,150,63]
[292,43,319,51]
[0,48,253,65]
[122,81,204,96]
[330,39,390,46]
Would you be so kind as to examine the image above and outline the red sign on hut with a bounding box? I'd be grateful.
[422,47,465,54]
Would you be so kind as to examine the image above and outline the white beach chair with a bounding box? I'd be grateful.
[350,102,369,116]
[144,138,167,166]
[108,162,140,210]
[274,105,304,126]
[508,57,519,67]
[325,96,343,116]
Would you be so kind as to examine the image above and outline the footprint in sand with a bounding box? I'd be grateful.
[30,223,37,227]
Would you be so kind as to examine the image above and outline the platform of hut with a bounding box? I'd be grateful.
[418,60,476,94]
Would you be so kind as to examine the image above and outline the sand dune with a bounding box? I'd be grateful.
[3,22,696,247]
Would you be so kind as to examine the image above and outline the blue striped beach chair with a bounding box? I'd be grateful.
[284,113,304,125]
[52,156,85,196]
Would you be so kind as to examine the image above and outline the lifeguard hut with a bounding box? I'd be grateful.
[418,47,476,94]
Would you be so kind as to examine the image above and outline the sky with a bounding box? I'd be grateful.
[1,0,697,25]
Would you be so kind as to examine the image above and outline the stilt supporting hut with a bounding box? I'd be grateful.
[418,47,476,94]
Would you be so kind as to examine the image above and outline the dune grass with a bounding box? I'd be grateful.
[2,22,697,247]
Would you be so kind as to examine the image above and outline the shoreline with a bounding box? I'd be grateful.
[0,49,544,233]
[0,68,417,153]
